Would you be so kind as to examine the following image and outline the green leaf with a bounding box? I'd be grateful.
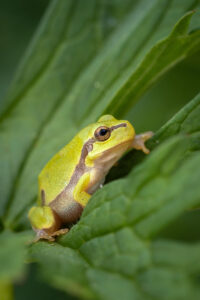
[30,134,200,300]
[0,230,33,300]
[1,0,200,231]
[1,1,200,299]
[1,0,154,222]
[103,11,200,117]
[0,231,32,281]
[30,92,200,298]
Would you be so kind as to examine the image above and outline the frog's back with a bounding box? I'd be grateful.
[38,135,83,205]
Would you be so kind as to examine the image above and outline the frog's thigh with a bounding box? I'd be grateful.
[28,206,56,229]
[28,205,62,239]
[132,131,153,154]
[73,173,91,207]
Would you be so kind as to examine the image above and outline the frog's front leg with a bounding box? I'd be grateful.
[28,205,66,242]
[132,131,153,154]
[73,173,91,207]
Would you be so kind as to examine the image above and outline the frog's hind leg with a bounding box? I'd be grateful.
[28,206,62,242]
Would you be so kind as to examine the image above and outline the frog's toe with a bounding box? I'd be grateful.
[52,228,69,237]
[132,131,154,154]
[33,228,69,242]
[33,230,56,242]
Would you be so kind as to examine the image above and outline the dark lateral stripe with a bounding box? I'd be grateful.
[110,123,127,131]
[50,137,95,205]
[67,137,95,188]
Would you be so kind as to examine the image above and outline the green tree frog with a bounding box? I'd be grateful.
[28,115,153,241]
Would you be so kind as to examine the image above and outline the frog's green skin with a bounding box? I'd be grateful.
[28,115,153,241]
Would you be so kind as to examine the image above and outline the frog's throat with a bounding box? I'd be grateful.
[46,122,128,222]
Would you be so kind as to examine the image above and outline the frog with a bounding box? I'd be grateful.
[28,115,153,241]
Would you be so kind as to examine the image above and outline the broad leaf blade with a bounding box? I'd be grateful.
[0,1,200,299]
[103,11,200,117]
[0,0,140,220]
[30,135,200,300]
[2,3,200,230]
[30,92,200,299]
[0,230,32,300]
[0,231,32,281]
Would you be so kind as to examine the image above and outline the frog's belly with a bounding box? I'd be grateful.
[49,190,83,223]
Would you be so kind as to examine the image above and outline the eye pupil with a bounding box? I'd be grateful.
[99,129,108,136]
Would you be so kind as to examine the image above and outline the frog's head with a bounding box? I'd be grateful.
[81,115,135,166]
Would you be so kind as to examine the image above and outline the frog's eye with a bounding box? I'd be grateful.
[94,126,111,141]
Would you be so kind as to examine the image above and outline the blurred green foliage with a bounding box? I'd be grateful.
[0,0,48,101]
[14,264,75,300]
[0,0,200,299]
